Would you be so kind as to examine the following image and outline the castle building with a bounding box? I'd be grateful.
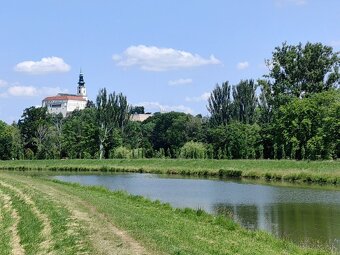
[42,72,88,117]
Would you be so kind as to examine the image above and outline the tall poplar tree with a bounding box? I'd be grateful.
[96,88,130,159]
[207,81,232,126]
[232,79,257,124]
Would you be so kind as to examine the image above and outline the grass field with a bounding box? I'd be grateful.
[0,172,335,255]
[0,158,340,184]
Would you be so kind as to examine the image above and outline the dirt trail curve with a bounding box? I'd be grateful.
[3,175,150,255]
[0,189,25,255]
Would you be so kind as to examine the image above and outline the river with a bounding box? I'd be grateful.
[53,173,340,251]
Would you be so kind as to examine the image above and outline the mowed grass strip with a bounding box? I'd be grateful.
[0,191,17,255]
[50,179,332,255]
[0,184,43,255]
[0,180,54,254]
[11,176,149,255]
[1,176,92,255]
[1,159,339,184]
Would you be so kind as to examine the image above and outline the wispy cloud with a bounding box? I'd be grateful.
[237,61,249,70]
[168,78,193,86]
[137,101,194,114]
[185,92,210,103]
[0,79,68,97]
[113,45,221,71]
[7,86,38,96]
[275,0,307,7]
[15,57,71,74]
[8,86,68,97]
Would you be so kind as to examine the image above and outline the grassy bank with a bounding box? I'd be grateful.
[0,159,340,184]
[0,172,334,254]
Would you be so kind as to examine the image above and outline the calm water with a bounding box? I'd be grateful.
[53,173,340,251]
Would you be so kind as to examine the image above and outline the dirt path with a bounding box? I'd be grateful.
[4,175,150,255]
[0,180,54,255]
[0,189,25,255]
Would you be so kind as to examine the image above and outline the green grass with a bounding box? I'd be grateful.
[0,185,43,255]
[1,158,340,184]
[0,194,12,255]
[0,173,335,254]
[1,177,92,255]
[49,178,333,255]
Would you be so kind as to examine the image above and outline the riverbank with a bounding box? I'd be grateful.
[0,172,334,254]
[0,159,340,184]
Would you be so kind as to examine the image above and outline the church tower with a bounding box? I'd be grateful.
[77,70,87,99]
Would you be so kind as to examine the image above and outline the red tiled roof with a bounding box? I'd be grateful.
[43,95,86,102]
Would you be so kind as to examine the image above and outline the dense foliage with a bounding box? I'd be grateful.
[0,42,339,160]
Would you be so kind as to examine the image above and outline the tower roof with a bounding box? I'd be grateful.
[78,71,85,87]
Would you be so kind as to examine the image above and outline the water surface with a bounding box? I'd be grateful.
[53,173,340,251]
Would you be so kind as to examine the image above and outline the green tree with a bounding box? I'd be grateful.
[207,81,232,126]
[276,90,340,159]
[130,106,145,114]
[146,112,203,155]
[62,108,98,158]
[265,42,339,107]
[232,79,257,124]
[0,121,12,159]
[18,106,52,156]
[206,123,261,159]
[123,121,143,149]
[96,88,130,159]
[51,113,64,158]
[9,123,24,159]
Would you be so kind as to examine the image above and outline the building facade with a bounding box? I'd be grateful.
[42,72,88,117]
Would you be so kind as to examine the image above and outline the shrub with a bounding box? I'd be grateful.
[180,141,206,159]
[111,146,131,159]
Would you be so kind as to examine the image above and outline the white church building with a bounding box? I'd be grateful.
[42,72,88,117]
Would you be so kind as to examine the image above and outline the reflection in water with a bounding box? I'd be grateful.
[214,203,340,250]
[53,173,340,251]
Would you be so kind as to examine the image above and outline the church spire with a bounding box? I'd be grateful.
[78,69,85,87]
[77,70,87,97]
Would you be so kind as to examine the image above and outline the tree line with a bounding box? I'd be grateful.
[0,42,339,160]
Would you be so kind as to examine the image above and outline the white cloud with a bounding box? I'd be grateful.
[113,45,221,71]
[275,0,307,6]
[185,92,210,103]
[0,80,8,88]
[138,101,194,114]
[8,86,38,96]
[168,78,193,86]
[237,61,249,70]
[15,57,71,74]
[1,82,68,97]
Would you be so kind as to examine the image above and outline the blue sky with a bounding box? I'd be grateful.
[0,0,339,123]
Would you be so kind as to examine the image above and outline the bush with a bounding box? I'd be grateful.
[180,141,206,159]
[110,146,131,159]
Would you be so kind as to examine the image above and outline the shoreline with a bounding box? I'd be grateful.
[0,158,339,185]
[0,172,334,254]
